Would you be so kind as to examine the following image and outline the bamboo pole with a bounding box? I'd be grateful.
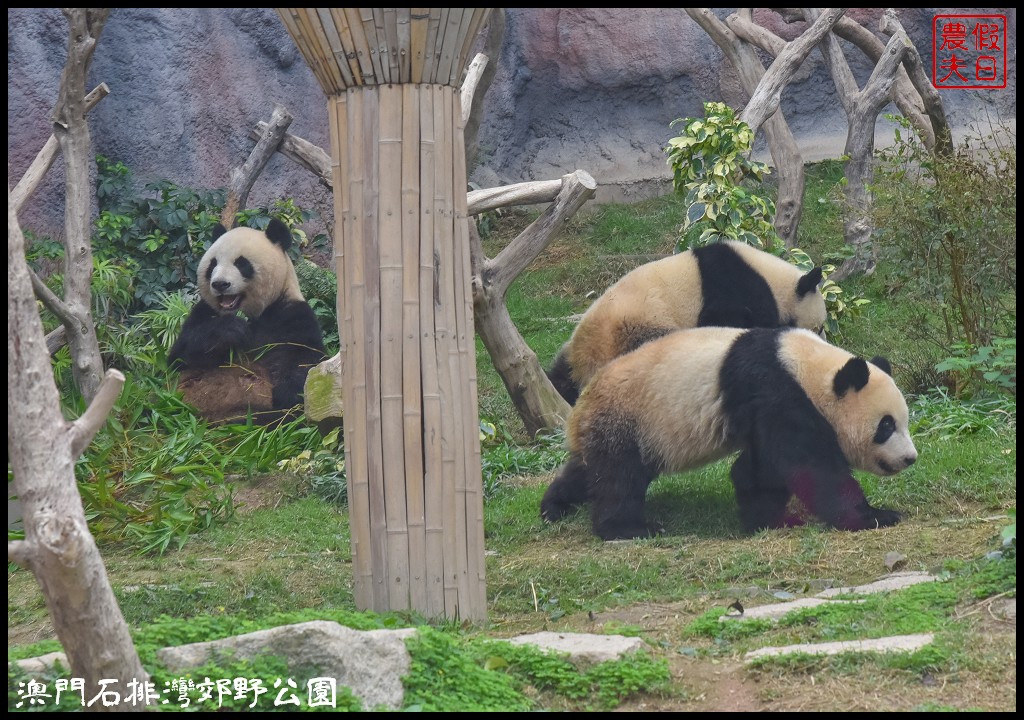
[339,89,372,609]
[401,83,427,613]
[360,8,387,85]
[327,95,350,533]
[433,8,464,84]
[377,84,410,609]
[397,8,412,83]
[446,87,473,610]
[343,8,376,84]
[422,8,444,83]
[361,87,389,610]
[293,9,334,92]
[381,8,401,83]
[417,84,446,618]
[431,85,459,615]
[410,8,429,83]
[452,87,488,611]
[305,9,346,92]
[456,11,490,88]
[447,9,476,86]
[328,9,363,86]
[316,8,354,89]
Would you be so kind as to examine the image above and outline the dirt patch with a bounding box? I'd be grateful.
[230,474,302,515]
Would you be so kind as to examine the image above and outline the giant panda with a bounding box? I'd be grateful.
[547,241,827,404]
[168,218,327,426]
[540,326,918,540]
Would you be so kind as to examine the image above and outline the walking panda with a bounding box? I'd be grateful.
[541,326,918,540]
[168,218,326,426]
[547,241,826,404]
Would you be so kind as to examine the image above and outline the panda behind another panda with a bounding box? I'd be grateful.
[168,218,327,426]
[547,241,827,405]
[541,326,918,540]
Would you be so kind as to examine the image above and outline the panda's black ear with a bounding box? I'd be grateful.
[833,357,870,397]
[211,223,229,241]
[869,356,893,376]
[797,266,824,297]
[265,217,293,251]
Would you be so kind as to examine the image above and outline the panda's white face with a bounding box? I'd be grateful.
[832,361,918,477]
[197,222,303,319]
[781,330,917,478]
[204,251,255,313]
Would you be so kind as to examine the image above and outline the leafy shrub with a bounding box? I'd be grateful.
[94,155,225,310]
[909,387,1016,439]
[665,101,780,251]
[664,102,868,337]
[935,337,1016,398]
[870,116,1016,369]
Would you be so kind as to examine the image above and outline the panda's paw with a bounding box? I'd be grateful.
[595,520,657,541]
[868,507,902,529]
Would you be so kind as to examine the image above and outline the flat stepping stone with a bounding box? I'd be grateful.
[744,633,934,663]
[508,632,645,666]
[816,571,936,598]
[719,572,938,623]
[720,597,864,622]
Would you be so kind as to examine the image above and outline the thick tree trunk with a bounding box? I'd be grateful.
[10,187,148,711]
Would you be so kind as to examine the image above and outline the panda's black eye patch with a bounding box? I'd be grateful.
[205,258,217,280]
[873,415,896,444]
[234,256,255,279]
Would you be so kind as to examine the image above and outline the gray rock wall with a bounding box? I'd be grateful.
[8,8,1016,237]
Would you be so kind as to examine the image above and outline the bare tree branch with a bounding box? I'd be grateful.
[251,119,332,187]
[879,8,953,157]
[460,53,489,126]
[464,9,505,170]
[467,178,564,216]
[777,8,935,149]
[69,368,126,457]
[52,7,109,403]
[221,103,293,226]
[11,83,109,212]
[487,170,597,297]
[29,266,79,329]
[739,8,846,134]
[693,8,807,244]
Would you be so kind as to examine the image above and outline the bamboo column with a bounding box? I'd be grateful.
[277,8,490,621]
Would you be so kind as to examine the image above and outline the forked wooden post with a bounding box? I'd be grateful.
[277,8,490,621]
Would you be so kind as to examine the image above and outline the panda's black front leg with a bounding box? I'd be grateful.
[168,302,251,370]
[805,473,902,531]
[730,450,795,532]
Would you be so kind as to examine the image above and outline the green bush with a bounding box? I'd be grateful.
[870,116,1016,394]
[664,101,868,337]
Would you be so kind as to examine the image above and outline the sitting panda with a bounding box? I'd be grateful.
[547,241,826,404]
[168,218,327,426]
[540,326,918,540]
